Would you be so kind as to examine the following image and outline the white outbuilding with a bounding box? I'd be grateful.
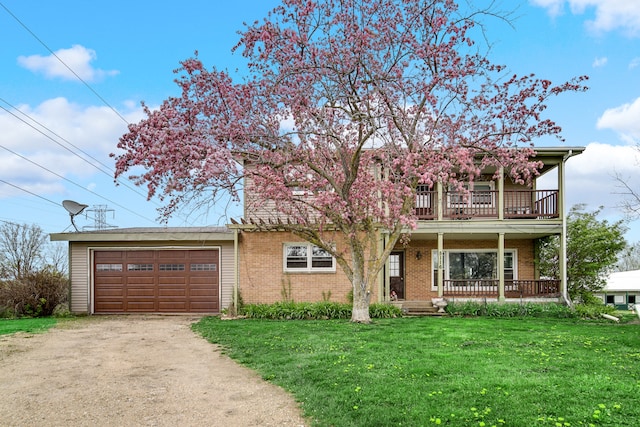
[597,270,640,310]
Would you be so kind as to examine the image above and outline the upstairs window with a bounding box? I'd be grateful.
[415,185,433,209]
[448,182,495,207]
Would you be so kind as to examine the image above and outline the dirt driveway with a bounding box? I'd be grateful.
[0,316,307,427]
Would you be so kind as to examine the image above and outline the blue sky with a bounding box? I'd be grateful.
[1,0,639,242]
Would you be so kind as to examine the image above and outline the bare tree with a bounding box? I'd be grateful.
[0,222,48,280]
[616,241,640,272]
[44,242,69,277]
[614,171,640,218]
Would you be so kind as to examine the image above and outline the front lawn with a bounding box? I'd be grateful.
[0,317,58,336]
[193,317,640,426]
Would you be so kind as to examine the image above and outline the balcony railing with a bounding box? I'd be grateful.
[442,279,560,298]
[414,189,559,220]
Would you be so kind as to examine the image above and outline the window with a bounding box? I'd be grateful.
[191,263,217,271]
[312,246,333,268]
[286,245,308,269]
[127,263,154,271]
[284,243,335,272]
[449,252,497,280]
[432,249,516,287]
[289,185,308,196]
[448,182,495,207]
[504,252,514,280]
[415,185,432,209]
[96,264,122,272]
[471,183,493,205]
[159,264,185,271]
[628,295,636,304]
[389,254,400,277]
[606,295,615,305]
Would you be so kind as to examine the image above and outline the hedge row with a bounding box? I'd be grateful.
[236,301,619,321]
[239,301,402,320]
[445,300,617,319]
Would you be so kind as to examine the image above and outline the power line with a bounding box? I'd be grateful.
[0,1,129,125]
[0,2,193,226]
[0,99,160,205]
[0,144,158,224]
[0,179,59,206]
[0,102,113,176]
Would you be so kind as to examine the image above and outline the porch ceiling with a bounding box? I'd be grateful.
[406,220,562,241]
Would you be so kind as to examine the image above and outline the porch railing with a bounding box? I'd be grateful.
[414,189,559,220]
[442,279,560,298]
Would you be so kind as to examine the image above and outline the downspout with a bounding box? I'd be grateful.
[382,233,389,302]
[560,150,573,307]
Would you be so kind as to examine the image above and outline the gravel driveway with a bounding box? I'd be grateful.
[0,316,307,427]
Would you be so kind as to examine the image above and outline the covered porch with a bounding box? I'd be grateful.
[383,225,567,304]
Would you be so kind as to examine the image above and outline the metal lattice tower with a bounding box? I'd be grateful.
[83,205,117,230]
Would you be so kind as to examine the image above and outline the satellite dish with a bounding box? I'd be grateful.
[62,200,89,232]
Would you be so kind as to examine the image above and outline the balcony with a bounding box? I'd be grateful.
[414,189,559,220]
[442,279,561,298]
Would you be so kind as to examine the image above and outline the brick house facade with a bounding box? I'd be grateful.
[232,147,583,307]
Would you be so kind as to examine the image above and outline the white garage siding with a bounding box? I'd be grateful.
[70,243,89,313]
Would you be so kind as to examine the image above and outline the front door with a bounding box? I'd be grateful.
[389,251,405,300]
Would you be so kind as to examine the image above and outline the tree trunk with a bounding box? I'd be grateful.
[348,242,373,323]
[351,281,372,323]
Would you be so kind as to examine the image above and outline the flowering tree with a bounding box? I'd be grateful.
[114,0,587,322]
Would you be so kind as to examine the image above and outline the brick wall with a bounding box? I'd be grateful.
[238,231,373,304]
[238,229,537,303]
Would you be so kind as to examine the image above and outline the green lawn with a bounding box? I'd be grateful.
[193,317,640,427]
[0,317,58,336]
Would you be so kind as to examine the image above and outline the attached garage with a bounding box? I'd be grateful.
[50,227,236,315]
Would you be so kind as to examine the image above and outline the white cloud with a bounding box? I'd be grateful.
[629,57,640,69]
[0,97,144,199]
[597,97,640,143]
[537,142,640,240]
[17,45,119,82]
[530,0,566,17]
[530,0,640,36]
[592,56,608,67]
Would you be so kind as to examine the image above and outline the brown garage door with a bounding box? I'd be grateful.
[94,249,219,313]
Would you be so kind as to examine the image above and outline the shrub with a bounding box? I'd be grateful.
[446,301,574,319]
[239,301,401,320]
[369,303,402,318]
[573,302,616,320]
[0,269,68,318]
[446,300,485,317]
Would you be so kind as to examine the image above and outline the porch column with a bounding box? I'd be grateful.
[558,158,568,302]
[498,232,505,301]
[498,166,504,220]
[437,232,444,297]
[437,182,443,221]
[382,233,390,302]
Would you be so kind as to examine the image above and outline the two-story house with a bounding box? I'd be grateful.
[51,146,582,314]
[232,146,583,307]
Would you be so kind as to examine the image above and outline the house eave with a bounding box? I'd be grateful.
[50,227,235,242]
